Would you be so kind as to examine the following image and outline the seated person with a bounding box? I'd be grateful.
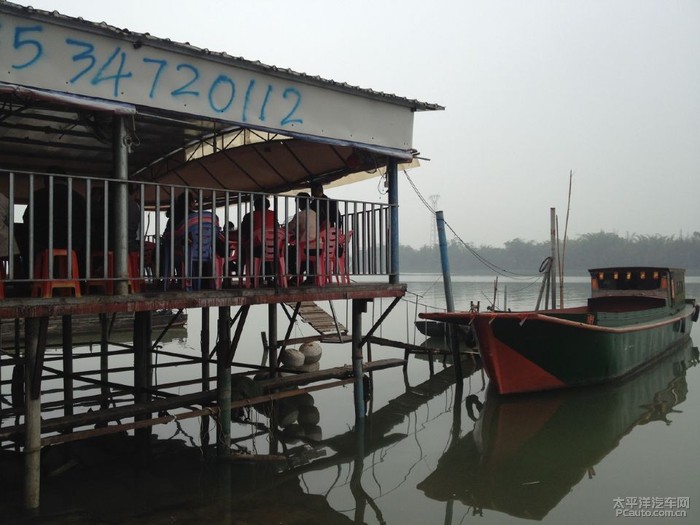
[311,182,342,228]
[287,192,319,282]
[171,208,227,290]
[239,195,279,255]
[22,168,87,277]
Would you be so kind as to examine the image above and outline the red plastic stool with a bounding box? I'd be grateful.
[32,249,82,298]
[88,251,142,294]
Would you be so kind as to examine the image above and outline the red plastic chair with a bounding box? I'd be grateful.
[243,229,288,288]
[318,227,341,285]
[32,248,82,298]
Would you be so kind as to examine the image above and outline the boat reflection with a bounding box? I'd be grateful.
[417,339,698,521]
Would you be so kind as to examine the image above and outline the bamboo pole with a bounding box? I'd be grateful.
[559,171,573,308]
[550,208,557,309]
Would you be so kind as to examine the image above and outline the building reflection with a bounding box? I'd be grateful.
[417,339,698,521]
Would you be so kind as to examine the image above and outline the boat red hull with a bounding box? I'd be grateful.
[421,303,697,394]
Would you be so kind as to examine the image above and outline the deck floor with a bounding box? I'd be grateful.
[0,282,406,319]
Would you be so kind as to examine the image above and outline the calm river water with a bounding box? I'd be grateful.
[2,274,699,524]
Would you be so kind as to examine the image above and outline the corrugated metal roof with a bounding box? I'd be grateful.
[0,1,441,193]
[2,1,444,112]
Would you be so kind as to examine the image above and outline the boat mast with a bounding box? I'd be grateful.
[550,208,557,309]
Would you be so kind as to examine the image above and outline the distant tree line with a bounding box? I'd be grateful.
[399,231,700,276]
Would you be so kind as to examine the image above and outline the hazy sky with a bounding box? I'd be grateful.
[9,0,700,248]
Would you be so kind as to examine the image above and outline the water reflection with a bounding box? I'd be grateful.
[417,339,698,521]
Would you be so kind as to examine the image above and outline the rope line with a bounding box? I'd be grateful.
[404,171,540,279]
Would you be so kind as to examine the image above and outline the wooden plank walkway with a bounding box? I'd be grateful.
[286,301,348,339]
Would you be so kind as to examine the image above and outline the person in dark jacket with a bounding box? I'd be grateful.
[22,168,87,276]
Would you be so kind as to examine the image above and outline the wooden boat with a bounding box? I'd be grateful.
[420,267,699,394]
[417,339,697,520]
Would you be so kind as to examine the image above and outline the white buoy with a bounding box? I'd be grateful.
[280,347,305,368]
[296,361,320,373]
[299,341,322,364]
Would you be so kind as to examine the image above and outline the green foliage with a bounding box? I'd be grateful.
[400,231,700,275]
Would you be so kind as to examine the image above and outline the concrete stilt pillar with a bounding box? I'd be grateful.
[217,306,231,455]
[352,300,368,420]
[24,317,46,510]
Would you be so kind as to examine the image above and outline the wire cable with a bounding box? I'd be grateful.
[404,171,540,279]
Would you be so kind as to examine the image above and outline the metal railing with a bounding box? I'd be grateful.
[0,170,395,295]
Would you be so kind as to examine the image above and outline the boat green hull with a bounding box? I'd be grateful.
[474,303,696,393]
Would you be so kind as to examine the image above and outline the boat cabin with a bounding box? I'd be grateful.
[588,267,686,312]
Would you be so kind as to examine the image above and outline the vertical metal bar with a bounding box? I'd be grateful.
[378,204,385,275]
[387,158,399,283]
[183,190,190,286]
[363,203,369,275]
[27,174,34,278]
[66,176,73,279]
[197,189,204,287]
[272,195,278,283]
[236,193,242,284]
[155,188,161,279]
[224,191,230,280]
[113,116,129,295]
[351,205,358,275]
[168,189,175,286]
[283,195,289,281]
[102,180,109,278]
[85,179,92,280]
[138,183,145,279]
[48,175,54,280]
[8,172,15,278]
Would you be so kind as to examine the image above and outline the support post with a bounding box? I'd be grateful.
[62,315,73,422]
[134,311,152,453]
[435,211,455,313]
[436,210,462,377]
[99,314,110,410]
[201,307,210,447]
[387,158,399,284]
[352,299,368,420]
[113,115,129,295]
[217,306,232,455]
[268,303,278,376]
[201,307,210,387]
[24,317,47,510]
